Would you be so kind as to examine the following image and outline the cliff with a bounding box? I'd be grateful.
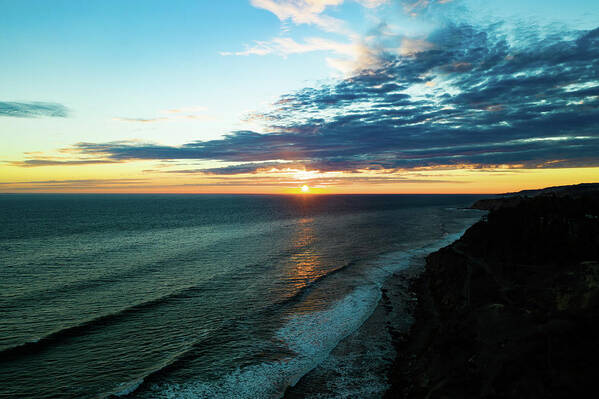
[386,185,599,398]
[470,182,599,211]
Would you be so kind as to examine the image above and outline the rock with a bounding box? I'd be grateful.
[386,184,599,399]
[471,183,599,211]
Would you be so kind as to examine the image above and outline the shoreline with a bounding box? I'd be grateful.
[384,183,599,398]
[284,251,427,398]
[284,217,484,398]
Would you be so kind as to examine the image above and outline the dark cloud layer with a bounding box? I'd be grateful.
[0,102,69,118]
[20,23,599,173]
[170,162,287,175]
[8,159,120,167]
[0,179,147,191]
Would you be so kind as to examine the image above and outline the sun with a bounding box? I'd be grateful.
[301,185,310,193]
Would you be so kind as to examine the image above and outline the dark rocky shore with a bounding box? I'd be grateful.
[385,183,599,398]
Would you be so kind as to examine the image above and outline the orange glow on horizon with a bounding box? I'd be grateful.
[0,163,597,195]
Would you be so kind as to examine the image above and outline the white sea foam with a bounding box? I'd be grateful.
[115,378,144,396]
[286,229,477,398]
[156,285,381,399]
[154,226,475,399]
[367,230,467,283]
[301,351,393,399]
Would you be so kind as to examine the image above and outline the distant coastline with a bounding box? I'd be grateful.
[385,183,599,398]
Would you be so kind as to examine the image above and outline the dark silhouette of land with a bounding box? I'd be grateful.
[386,183,599,398]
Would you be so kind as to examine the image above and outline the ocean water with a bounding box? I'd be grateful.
[0,194,484,398]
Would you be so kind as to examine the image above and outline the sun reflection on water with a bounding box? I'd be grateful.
[279,217,329,313]
[289,218,319,284]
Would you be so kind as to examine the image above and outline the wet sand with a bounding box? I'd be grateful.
[284,259,425,398]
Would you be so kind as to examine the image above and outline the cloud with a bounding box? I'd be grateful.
[221,35,388,74]
[221,22,438,75]
[163,106,208,114]
[0,101,69,118]
[222,1,395,72]
[158,171,461,186]
[401,0,454,16]
[398,37,435,55]
[113,117,170,123]
[220,36,357,57]
[113,107,213,123]
[357,0,388,7]
[250,0,347,32]
[17,24,599,175]
[176,162,288,175]
[249,0,389,30]
[0,179,147,191]
[0,178,145,186]
[222,32,397,74]
[6,159,121,167]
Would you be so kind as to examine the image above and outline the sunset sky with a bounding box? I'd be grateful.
[1,0,598,194]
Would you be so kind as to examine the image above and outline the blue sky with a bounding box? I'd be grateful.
[1,1,319,147]
[1,0,598,193]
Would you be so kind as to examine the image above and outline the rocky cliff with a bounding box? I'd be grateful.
[470,182,599,211]
[386,185,599,398]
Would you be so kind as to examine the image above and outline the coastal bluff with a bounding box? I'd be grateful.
[470,182,599,211]
[386,183,599,398]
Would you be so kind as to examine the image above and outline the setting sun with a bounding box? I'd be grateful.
[0,1,597,397]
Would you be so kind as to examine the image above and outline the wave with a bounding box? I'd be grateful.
[144,229,477,398]
[4,218,294,307]
[282,231,477,398]
[1,225,319,358]
[4,218,315,310]
[143,285,382,399]
[0,238,324,362]
[366,230,471,283]
[0,283,207,361]
[263,259,360,314]
[0,255,354,363]
[106,231,473,398]
[106,340,211,399]
[114,379,145,397]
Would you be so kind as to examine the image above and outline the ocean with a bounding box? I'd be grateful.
[0,194,484,398]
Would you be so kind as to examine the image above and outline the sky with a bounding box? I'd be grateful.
[1,0,598,194]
